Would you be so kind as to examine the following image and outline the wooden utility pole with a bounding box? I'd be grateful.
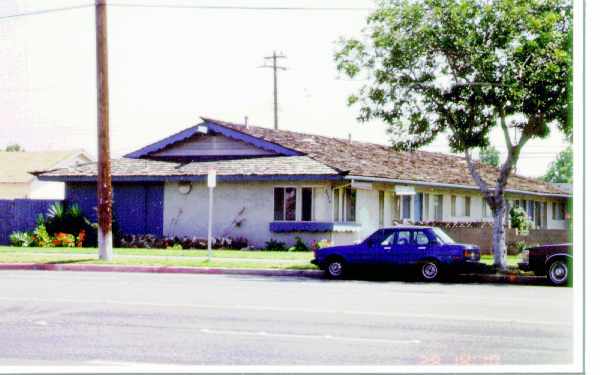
[95,0,113,260]
[260,51,286,130]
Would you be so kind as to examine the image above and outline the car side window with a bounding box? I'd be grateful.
[415,231,429,246]
[381,231,395,246]
[396,231,411,246]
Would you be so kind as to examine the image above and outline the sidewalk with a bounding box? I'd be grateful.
[0,263,550,285]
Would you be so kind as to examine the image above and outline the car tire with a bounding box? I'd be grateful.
[547,258,569,286]
[419,260,441,282]
[325,258,346,279]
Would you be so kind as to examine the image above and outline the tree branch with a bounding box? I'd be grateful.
[464,149,490,195]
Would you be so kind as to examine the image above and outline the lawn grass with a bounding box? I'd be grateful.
[479,254,522,267]
[0,251,317,270]
[0,246,313,260]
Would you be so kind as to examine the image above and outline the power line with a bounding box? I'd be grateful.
[0,4,93,21]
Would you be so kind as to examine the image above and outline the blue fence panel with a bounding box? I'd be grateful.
[0,199,61,245]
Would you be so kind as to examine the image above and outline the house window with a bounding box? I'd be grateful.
[333,188,340,222]
[274,187,313,221]
[451,195,457,217]
[464,196,471,217]
[423,193,429,220]
[274,187,297,221]
[482,197,490,218]
[301,188,313,221]
[402,195,411,219]
[344,188,356,222]
[333,187,356,223]
[378,191,385,226]
[433,194,443,221]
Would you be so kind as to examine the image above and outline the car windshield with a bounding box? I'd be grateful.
[432,228,456,244]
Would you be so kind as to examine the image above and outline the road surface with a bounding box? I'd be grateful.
[0,270,573,367]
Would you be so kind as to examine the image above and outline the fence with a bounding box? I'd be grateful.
[444,227,570,255]
[0,199,61,245]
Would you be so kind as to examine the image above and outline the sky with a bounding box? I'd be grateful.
[0,0,571,177]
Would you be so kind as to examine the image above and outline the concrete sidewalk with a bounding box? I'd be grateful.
[0,263,551,285]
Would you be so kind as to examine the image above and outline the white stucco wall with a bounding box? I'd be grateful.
[162,179,568,248]
[163,180,344,247]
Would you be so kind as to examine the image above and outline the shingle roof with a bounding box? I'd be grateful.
[202,118,566,196]
[0,150,89,183]
[38,156,339,179]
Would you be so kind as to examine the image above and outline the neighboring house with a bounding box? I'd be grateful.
[36,118,570,247]
[0,150,92,199]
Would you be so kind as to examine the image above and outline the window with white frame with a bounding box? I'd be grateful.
[482,197,490,218]
[378,191,385,226]
[433,194,443,220]
[402,195,411,219]
[333,187,357,223]
[464,196,471,217]
[273,187,314,221]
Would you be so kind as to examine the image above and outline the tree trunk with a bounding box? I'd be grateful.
[491,197,508,271]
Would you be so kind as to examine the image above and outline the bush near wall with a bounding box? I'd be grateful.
[118,234,250,250]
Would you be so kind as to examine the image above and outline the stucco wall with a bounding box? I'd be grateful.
[163,180,340,247]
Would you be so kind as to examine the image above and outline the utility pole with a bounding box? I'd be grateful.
[95,0,113,260]
[260,51,286,130]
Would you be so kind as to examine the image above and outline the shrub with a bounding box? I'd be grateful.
[230,237,249,250]
[32,224,54,248]
[264,239,287,251]
[510,206,531,235]
[52,232,76,248]
[288,236,310,252]
[44,202,97,247]
[311,238,333,251]
[9,231,33,247]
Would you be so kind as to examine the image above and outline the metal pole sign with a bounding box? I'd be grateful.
[207,168,216,261]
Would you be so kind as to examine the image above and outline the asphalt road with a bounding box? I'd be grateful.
[0,270,573,367]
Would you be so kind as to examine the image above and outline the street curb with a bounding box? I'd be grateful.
[0,264,549,285]
[0,263,325,278]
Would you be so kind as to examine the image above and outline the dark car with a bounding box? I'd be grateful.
[311,225,481,280]
[518,243,572,286]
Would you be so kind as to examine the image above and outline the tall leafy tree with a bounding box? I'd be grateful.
[336,0,571,269]
[544,146,572,183]
[479,146,500,167]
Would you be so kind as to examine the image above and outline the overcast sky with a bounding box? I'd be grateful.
[0,0,571,177]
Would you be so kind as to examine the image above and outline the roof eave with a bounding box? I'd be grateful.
[37,174,343,183]
[345,175,571,198]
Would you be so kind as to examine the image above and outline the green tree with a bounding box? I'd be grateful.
[335,0,571,270]
[5,144,24,152]
[544,146,572,183]
[479,146,500,168]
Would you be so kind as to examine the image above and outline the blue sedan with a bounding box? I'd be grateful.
[311,225,481,280]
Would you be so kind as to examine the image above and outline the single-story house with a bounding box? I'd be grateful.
[0,149,92,199]
[36,118,570,247]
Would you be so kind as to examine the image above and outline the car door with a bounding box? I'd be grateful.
[389,229,413,265]
[410,230,432,264]
[366,229,396,266]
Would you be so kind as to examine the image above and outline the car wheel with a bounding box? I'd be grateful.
[325,258,346,279]
[420,260,441,282]
[547,259,569,286]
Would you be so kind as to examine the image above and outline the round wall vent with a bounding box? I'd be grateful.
[178,181,192,195]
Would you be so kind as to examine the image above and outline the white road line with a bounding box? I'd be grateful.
[0,296,570,327]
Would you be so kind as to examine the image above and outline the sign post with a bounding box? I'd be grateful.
[207,168,217,261]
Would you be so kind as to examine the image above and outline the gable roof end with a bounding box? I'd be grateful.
[125,120,303,159]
